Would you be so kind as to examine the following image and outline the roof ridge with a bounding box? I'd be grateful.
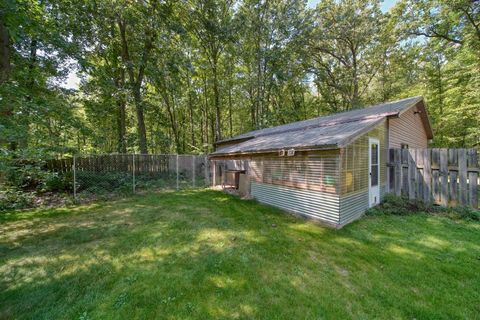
[251,114,388,139]
[216,96,423,144]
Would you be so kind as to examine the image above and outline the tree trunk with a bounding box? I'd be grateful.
[228,82,233,137]
[132,82,148,154]
[0,18,10,85]
[111,19,127,153]
[19,39,38,149]
[118,18,151,154]
[116,68,127,153]
[187,72,196,148]
[203,74,209,152]
[163,90,180,153]
[212,58,221,142]
[351,49,360,109]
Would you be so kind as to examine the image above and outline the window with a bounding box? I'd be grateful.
[370,143,379,187]
[401,143,409,149]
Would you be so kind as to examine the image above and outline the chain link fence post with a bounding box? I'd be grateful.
[204,155,209,187]
[176,154,179,191]
[132,153,136,193]
[192,155,195,188]
[212,160,216,187]
[73,155,77,200]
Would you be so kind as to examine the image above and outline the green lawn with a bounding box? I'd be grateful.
[1,190,479,319]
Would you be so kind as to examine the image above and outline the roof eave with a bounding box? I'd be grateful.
[418,99,434,139]
[336,117,387,148]
[209,143,339,158]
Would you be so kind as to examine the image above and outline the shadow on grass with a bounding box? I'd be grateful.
[1,190,479,319]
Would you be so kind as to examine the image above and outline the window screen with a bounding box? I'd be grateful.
[371,143,378,186]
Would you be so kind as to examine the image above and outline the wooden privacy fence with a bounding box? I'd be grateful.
[47,154,173,173]
[387,148,478,208]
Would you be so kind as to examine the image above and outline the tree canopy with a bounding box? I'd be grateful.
[1,0,479,155]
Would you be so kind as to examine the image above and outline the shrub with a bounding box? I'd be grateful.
[366,193,427,216]
[0,188,36,211]
[366,193,479,222]
[436,206,480,222]
[44,172,73,192]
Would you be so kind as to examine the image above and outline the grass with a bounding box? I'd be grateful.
[1,190,479,319]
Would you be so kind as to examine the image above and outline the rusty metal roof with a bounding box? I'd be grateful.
[211,96,432,156]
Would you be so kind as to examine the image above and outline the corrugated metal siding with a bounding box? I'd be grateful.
[251,182,340,225]
[389,107,428,148]
[339,190,369,226]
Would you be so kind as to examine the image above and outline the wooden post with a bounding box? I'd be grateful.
[204,156,209,187]
[458,149,467,206]
[394,149,402,196]
[432,149,440,204]
[192,155,196,188]
[73,156,77,200]
[408,149,416,200]
[423,149,431,204]
[222,161,226,189]
[439,149,448,206]
[132,153,136,193]
[402,148,409,197]
[176,154,179,191]
[448,149,458,206]
[468,149,478,208]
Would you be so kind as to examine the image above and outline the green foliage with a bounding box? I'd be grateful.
[435,205,480,222]
[0,187,35,211]
[75,171,133,194]
[309,0,384,111]
[0,0,479,155]
[367,193,480,221]
[1,190,479,318]
[44,172,73,192]
[366,193,427,216]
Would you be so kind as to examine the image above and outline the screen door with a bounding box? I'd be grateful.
[369,138,380,207]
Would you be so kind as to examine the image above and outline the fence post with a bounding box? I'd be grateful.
[394,149,401,196]
[192,155,195,188]
[132,153,136,193]
[73,155,77,200]
[468,149,478,208]
[439,149,448,206]
[448,149,458,206]
[204,155,209,187]
[176,154,179,191]
[407,149,415,200]
[423,149,432,204]
[458,149,467,206]
[212,160,216,187]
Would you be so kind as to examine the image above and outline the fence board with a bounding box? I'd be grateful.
[387,148,477,209]
[423,149,432,204]
[394,149,401,196]
[402,149,409,197]
[448,149,457,206]
[468,149,478,208]
[439,149,448,206]
[408,149,416,200]
[458,149,468,206]
[432,149,440,204]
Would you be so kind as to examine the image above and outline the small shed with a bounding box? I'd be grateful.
[210,96,433,228]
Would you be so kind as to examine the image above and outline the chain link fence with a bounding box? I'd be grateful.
[46,154,211,199]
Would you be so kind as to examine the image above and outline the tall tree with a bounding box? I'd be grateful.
[187,0,235,142]
[309,0,384,111]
